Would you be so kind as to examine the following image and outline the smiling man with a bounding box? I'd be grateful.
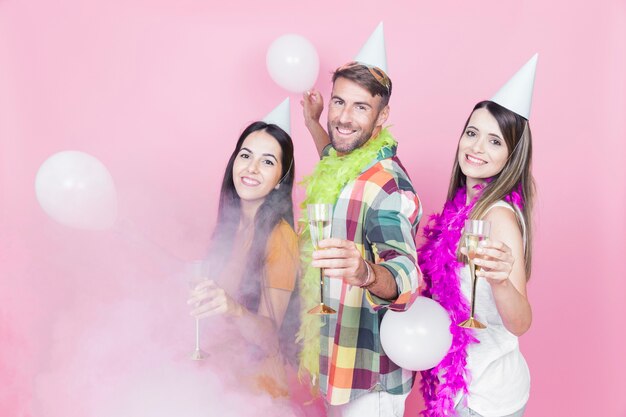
[298,61,422,417]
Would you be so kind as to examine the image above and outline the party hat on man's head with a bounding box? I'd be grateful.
[354,22,388,73]
[491,53,538,120]
[263,97,291,135]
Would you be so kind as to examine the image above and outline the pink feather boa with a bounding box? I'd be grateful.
[418,183,524,416]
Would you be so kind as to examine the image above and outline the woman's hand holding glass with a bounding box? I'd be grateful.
[458,219,490,329]
[188,280,243,319]
[185,260,210,360]
[461,239,516,285]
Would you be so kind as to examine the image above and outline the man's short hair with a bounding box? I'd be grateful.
[332,62,392,108]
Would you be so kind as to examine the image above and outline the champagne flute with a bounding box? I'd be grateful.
[307,203,336,315]
[458,220,490,329]
[187,260,210,360]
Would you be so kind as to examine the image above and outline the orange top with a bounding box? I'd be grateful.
[264,219,298,292]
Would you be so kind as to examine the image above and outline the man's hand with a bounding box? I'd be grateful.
[300,89,331,156]
[311,238,368,287]
[312,238,401,300]
[300,89,324,126]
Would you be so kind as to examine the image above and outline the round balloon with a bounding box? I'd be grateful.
[35,151,118,230]
[266,34,319,93]
[380,296,453,371]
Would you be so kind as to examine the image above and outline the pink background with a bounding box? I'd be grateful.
[1,0,625,416]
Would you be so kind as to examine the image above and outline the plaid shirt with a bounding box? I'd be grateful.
[320,144,422,405]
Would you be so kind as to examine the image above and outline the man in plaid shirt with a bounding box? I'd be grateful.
[301,62,422,416]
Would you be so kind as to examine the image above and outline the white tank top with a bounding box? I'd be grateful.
[456,201,530,416]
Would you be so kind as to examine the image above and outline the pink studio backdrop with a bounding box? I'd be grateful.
[1,1,625,416]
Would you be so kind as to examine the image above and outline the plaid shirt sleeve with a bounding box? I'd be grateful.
[364,187,422,312]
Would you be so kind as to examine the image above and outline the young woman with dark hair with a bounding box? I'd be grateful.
[188,121,299,398]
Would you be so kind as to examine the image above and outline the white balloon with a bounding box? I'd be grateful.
[380,297,453,371]
[266,34,319,93]
[35,151,118,230]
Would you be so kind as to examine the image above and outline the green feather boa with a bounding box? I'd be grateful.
[296,128,397,384]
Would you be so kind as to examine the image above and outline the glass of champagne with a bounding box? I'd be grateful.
[307,203,336,315]
[187,260,210,360]
[458,219,490,329]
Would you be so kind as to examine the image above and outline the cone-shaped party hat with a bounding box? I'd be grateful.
[491,53,538,119]
[354,22,387,73]
[263,97,291,135]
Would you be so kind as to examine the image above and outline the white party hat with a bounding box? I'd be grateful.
[491,53,538,119]
[354,22,388,73]
[262,97,290,135]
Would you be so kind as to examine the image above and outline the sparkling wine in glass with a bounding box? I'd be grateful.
[458,219,490,329]
[307,204,336,315]
[187,260,210,360]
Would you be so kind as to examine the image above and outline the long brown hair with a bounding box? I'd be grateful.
[447,101,535,278]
